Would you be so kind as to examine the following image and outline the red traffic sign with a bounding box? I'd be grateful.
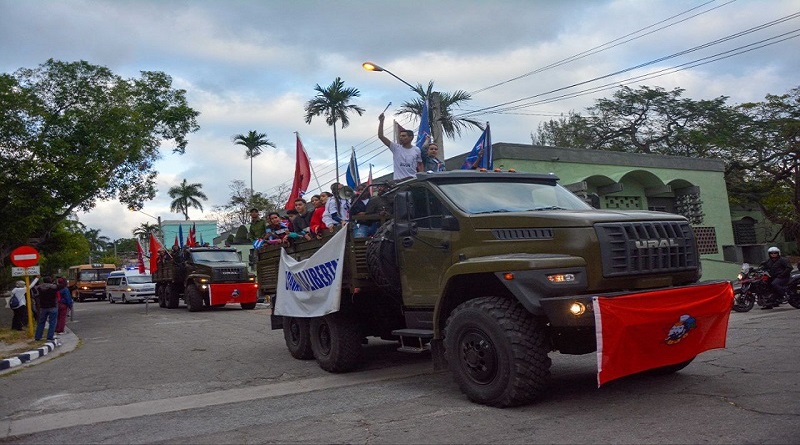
[10,245,39,268]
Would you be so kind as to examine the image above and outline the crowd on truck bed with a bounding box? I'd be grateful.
[249,181,395,249]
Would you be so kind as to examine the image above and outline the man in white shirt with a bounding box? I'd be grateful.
[323,183,350,228]
[378,113,423,180]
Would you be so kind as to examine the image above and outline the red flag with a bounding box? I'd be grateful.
[367,164,373,187]
[173,235,179,249]
[187,223,197,247]
[593,281,733,386]
[149,232,165,274]
[285,133,312,210]
[136,240,146,274]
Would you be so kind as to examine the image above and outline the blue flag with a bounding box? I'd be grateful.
[178,224,184,248]
[461,123,492,170]
[345,147,360,189]
[415,98,431,150]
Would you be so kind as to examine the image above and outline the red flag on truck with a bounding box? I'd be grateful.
[593,281,733,386]
[136,240,146,274]
[285,133,311,211]
[149,232,165,274]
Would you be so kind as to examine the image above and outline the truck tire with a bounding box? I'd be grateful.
[310,312,364,372]
[157,286,167,308]
[186,284,203,312]
[365,221,402,302]
[444,296,551,407]
[240,302,257,310]
[283,317,314,360]
[165,284,180,309]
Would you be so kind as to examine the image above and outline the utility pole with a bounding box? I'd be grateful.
[430,92,445,160]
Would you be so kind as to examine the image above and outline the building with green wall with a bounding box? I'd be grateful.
[446,143,742,281]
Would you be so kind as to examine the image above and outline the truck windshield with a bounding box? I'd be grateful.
[190,250,241,263]
[438,181,592,214]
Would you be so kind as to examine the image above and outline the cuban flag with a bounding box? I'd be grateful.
[345,147,360,189]
[461,123,492,170]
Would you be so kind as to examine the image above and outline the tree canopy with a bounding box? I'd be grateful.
[397,80,484,140]
[0,59,200,262]
[232,130,276,199]
[168,179,208,220]
[304,77,365,184]
[535,84,800,249]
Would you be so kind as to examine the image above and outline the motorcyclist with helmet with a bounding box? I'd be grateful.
[759,246,794,309]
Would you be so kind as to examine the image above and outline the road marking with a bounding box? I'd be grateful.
[1,362,434,437]
[153,319,209,325]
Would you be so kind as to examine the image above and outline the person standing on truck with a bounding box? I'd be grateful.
[265,212,291,245]
[309,192,330,238]
[324,183,350,229]
[247,208,267,241]
[423,142,446,172]
[378,112,423,180]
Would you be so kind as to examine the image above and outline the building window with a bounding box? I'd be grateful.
[675,193,704,225]
[693,226,718,254]
[732,218,757,245]
[604,196,642,210]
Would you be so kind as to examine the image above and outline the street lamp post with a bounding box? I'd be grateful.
[362,61,446,159]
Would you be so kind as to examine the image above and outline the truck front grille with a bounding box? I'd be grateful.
[213,267,247,281]
[595,221,698,277]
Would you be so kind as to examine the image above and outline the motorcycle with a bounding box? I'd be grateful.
[732,263,800,312]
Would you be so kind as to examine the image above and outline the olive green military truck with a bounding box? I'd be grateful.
[257,171,721,407]
[153,246,258,312]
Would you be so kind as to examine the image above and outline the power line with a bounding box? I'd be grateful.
[457,12,800,119]
[469,0,734,95]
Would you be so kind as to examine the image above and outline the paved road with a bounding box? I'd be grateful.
[1,300,798,444]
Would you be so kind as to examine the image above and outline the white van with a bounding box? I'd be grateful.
[106,269,156,304]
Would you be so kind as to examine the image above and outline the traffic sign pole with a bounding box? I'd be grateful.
[25,275,34,338]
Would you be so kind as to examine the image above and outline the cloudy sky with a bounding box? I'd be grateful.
[2,0,798,241]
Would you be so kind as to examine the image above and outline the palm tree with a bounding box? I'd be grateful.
[132,222,159,240]
[397,81,484,140]
[304,77,365,183]
[83,228,110,257]
[232,130,276,198]
[168,178,208,220]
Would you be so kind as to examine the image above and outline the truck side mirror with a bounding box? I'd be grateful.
[394,191,417,237]
[441,215,460,231]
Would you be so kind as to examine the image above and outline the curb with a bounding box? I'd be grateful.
[1,334,69,372]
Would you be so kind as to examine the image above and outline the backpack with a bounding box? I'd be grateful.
[9,294,21,309]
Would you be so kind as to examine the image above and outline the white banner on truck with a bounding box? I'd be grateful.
[274,228,347,317]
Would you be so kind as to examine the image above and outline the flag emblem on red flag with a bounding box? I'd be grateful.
[285,133,312,210]
[593,281,732,386]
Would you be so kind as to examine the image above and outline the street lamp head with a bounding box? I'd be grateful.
[362,62,384,72]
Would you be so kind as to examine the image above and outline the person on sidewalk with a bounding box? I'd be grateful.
[55,277,74,334]
[9,280,28,331]
[34,276,59,341]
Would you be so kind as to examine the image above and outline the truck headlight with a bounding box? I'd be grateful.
[569,302,586,316]
[547,273,575,283]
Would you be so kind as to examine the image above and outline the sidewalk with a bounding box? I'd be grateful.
[0,328,79,374]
